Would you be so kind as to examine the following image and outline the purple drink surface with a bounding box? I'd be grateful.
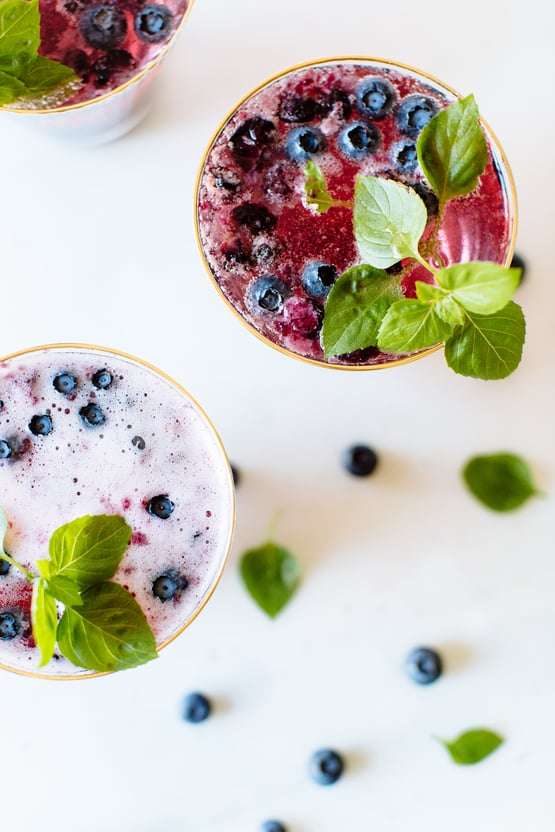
[196,59,515,368]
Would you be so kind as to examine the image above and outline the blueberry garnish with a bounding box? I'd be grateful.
[342,444,378,477]
[302,261,337,300]
[396,95,440,137]
[147,495,175,519]
[0,440,12,459]
[0,557,10,576]
[92,369,113,389]
[283,296,323,338]
[405,646,443,684]
[79,404,105,427]
[232,203,277,235]
[278,94,321,123]
[79,3,128,49]
[338,121,380,160]
[53,372,77,394]
[183,692,211,723]
[285,126,326,162]
[355,76,396,120]
[393,141,418,173]
[250,275,289,312]
[222,242,251,269]
[229,117,276,171]
[0,612,20,641]
[252,238,284,268]
[134,3,173,43]
[309,749,344,785]
[29,414,53,436]
[510,252,526,283]
[261,822,286,832]
[152,569,187,601]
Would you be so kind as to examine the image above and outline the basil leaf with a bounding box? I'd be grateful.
[19,54,77,96]
[0,68,25,103]
[322,264,403,357]
[440,729,504,765]
[240,542,301,618]
[417,94,488,206]
[48,515,132,589]
[436,262,521,315]
[444,301,525,379]
[462,452,538,511]
[0,0,40,57]
[57,582,158,672]
[36,558,52,579]
[304,160,347,213]
[47,575,83,608]
[377,299,454,353]
[353,176,428,269]
[31,578,58,668]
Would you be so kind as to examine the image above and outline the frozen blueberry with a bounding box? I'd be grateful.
[0,612,19,640]
[324,87,353,119]
[92,369,113,389]
[213,166,241,193]
[232,203,277,235]
[222,242,251,269]
[411,182,439,219]
[152,570,187,601]
[63,48,90,78]
[261,822,286,832]
[405,646,443,684]
[338,121,380,160]
[283,296,323,338]
[302,261,337,300]
[53,372,77,394]
[511,252,526,283]
[134,3,173,43]
[252,237,285,268]
[342,444,378,477]
[79,404,105,427]
[355,76,396,120]
[285,126,326,162]
[183,692,211,723]
[29,414,53,436]
[397,95,440,137]
[393,141,418,173]
[278,94,321,123]
[148,495,175,519]
[229,117,275,171]
[79,3,128,49]
[250,275,289,312]
[0,557,10,576]
[0,440,12,459]
[309,749,344,785]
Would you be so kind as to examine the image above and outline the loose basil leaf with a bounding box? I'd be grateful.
[440,728,504,765]
[57,582,158,672]
[322,264,403,357]
[353,176,428,269]
[444,301,525,379]
[31,578,58,668]
[48,515,132,589]
[240,542,301,618]
[0,0,40,57]
[304,160,349,213]
[436,262,521,315]
[377,299,454,353]
[47,575,84,608]
[417,95,488,206]
[462,452,538,511]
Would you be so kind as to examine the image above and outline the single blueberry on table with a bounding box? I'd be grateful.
[152,569,187,601]
[232,203,277,235]
[511,252,526,283]
[183,692,211,723]
[285,126,326,162]
[261,822,286,832]
[134,3,174,43]
[229,117,276,171]
[396,95,440,137]
[148,495,175,519]
[29,414,53,436]
[250,275,289,313]
[79,403,105,427]
[405,647,443,684]
[342,445,378,477]
[79,3,128,49]
[338,121,380,160]
[309,748,344,785]
[92,369,113,389]
[0,612,20,640]
[0,440,12,459]
[53,372,77,394]
[355,76,396,120]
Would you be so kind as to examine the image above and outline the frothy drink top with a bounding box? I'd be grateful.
[0,346,234,676]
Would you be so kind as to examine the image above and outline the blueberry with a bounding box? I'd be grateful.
[229,117,275,171]
[261,822,286,832]
[355,76,396,120]
[0,612,19,640]
[283,296,323,338]
[338,121,380,160]
[309,749,344,785]
[148,495,175,519]
[250,275,289,312]
[63,48,90,78]
[285,126,326,162]
[324,87,352,119]
[510,252,526,283]
[29,414,53,436]
[411,182,439,219]
[301,261,337,300]
[79,404,105,427]
[342,444,378,477]
[405,646,443,684]
[134,3,173,43]
[396,95,440,137]
[278,94,321,123]
[53,372,77,394]
[222,241,251,269]
[183,692,211,723]
[232,203,277,235]
[132,435,146,450]
[79,3,128,49]
[0,557,10,576]
[212,166,241,193]
[92,369,113,389]
[393,141,418,173]
[152,569,187,601]
[0,440,12,459]
[252,238,285,268]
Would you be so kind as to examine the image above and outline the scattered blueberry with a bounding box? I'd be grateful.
[0,440,12,459]
[79,3,128,49]
[405,646,443,684]
[229,117,275,171]
[393,141,418,173]
[79,404,105,427]
[53,372,77,394]
[250,275,289,312]
[0,612,20,640]
[131,435,146,450]
[0,557,10,576]
[338,121,380,160]
[134,3,173,43]
[230,464,240,487]
[261,822,286,832]
[342,444,378,477]
[278,94,321,123]
[183,692,211,723]
[29,414,53,436]
[148,495,175,519]
[92,369,113,389]
[355,76,396,120]
[309,748,344,785]
[232,203,277,235]
[396,95,439,137]
[510,252,526,283]
[285,126,326,162]
[152,569,187,601]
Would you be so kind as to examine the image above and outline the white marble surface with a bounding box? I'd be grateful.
[1,0,554,829]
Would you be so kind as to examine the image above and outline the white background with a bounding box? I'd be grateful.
[1,0,555,829]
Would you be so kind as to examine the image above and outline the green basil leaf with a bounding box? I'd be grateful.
[415,282,445,302]
[19,54,77,96]
[440,728,504,765]
[436,262,521,315]
[48,514,132,589]
[31,578,58,668]
[303,160,348,213]
[47,575,83,608]
[377,299,454,353]
[0,68,26,104]
[417,94,488,206]
[353,176,428,269]
[57,582,158,672]
[462,452,538,511]
[36,558,52,579]
[240,542,301,618]
[322,264,403,357]
[0,0,40,57]
[444,301,525,379]
[434,295,466,326]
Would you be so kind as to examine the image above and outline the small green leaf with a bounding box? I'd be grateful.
[36,558,52,579]
[57,582,158,672]
[240,542,301,618]
[377,299,454,353]
[434,295,466,326]
[48,515,131,589]
[440,728,504,765]
[415,282,446,303]
[462,452,538,511]
[417,94,488,207]
[19,54,78,96]
[444,301,525,379]
[436,262,521,315]
[0,0,40,57]
[322,264,403,357]
[31,578,58,668]
[47,575,83,608]
[303,160,350,213]
[353,176,428,269]
[0,68,25,103]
